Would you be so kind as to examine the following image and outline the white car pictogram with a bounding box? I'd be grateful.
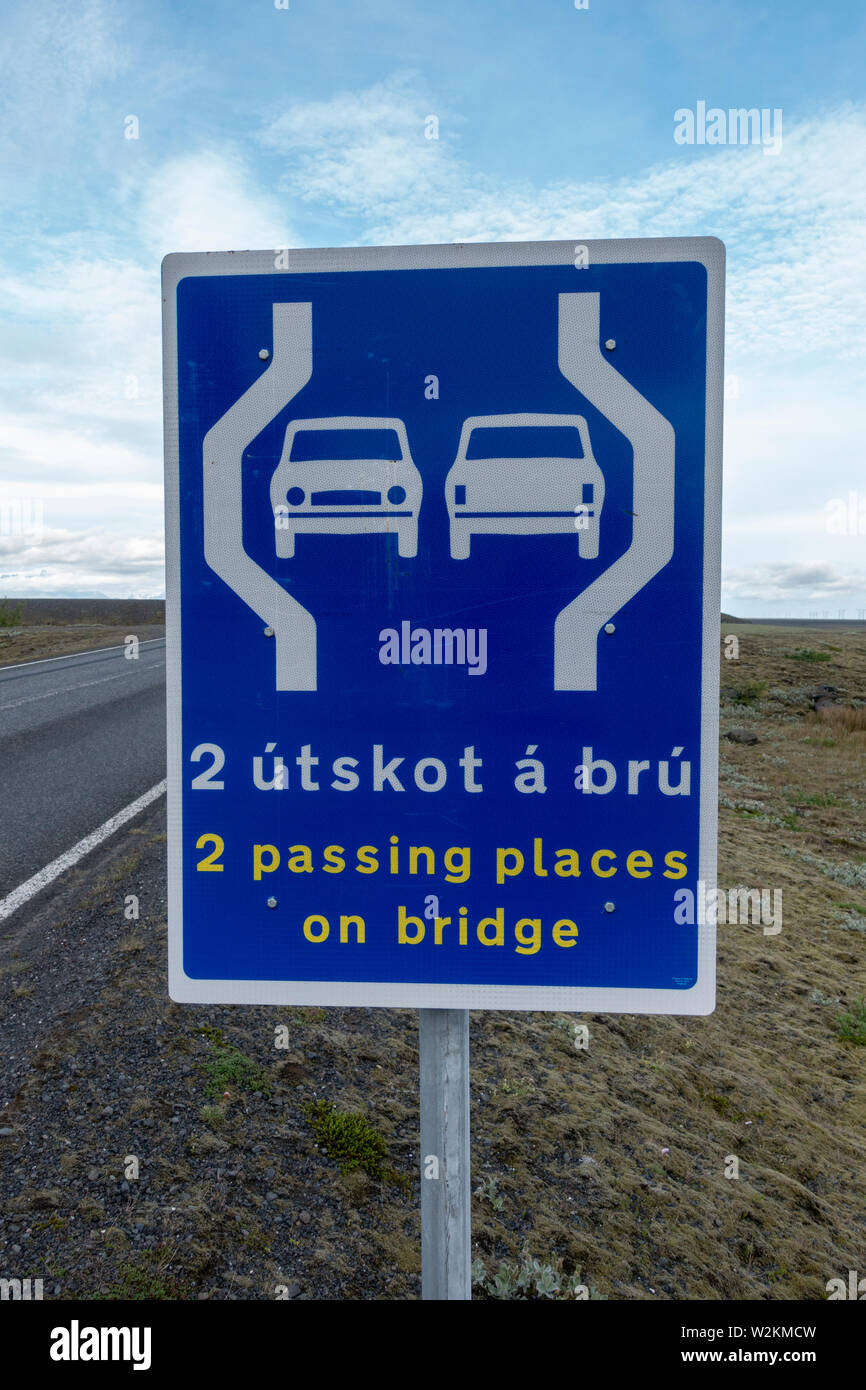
[271,416,422,558]
[445,413,605,560]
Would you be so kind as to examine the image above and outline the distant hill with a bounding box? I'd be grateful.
[5,598,166,626]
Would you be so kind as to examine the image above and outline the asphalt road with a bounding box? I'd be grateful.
[0,639,166,898]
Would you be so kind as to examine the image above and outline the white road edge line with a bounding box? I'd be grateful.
[0,638,166,673]
[0,780,167,922]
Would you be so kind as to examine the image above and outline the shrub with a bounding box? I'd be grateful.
[303,1099,387,1178]
[835,996,866,1045]
[730,681,766,704]
[0,598,22,628]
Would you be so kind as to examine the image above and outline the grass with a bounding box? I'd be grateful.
[786,648,832,663]
[304,1098,388,1179]
[88,1247,192,1300]
[492,1074,536,1098]
[0,959,31,978]
[835,996,866,1045]
[729,681,767,704]
[203,1043,273,1099]
[819,706,866,734]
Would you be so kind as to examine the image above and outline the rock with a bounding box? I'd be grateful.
[283,1281,301,1299]
[299,1210,312,1225]
[87,1168,100,1181]
[0,1128,15,1137]
[725,729,758,745]
[29,1188,64,1210]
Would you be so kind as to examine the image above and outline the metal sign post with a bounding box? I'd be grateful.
[420,1009,471,1300]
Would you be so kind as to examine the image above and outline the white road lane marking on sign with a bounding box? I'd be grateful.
[0,638,165,674]
[0,780,167,922]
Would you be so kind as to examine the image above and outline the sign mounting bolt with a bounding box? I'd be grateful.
[604,338,616,350]
[604,622,616,634]
[258,348,270,360]
[267,897,278,909]
[603,901,616,913]
[263,626,274,637]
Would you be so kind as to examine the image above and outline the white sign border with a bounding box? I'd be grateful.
[162,236,724,1013]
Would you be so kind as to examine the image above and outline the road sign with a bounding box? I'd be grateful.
[162,237,724,1012]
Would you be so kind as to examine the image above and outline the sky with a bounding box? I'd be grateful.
[0,0,864,616]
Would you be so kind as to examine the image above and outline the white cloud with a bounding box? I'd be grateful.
[2,67,865,606]
[0,0,128,167]
[137,148,298,258]
[260,73,462,220]
[260,87,866,365]
[722,561,865,603]
[0,145,301,592]
[0,527,164,599]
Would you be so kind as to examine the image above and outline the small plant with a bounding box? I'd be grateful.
[810,988,841,1006]
[730,681,766,704]
[204,1046,272,1099]
[471,1256,607,1300]
[303,1099,388,1178]
[0,598,22,628]
[837,912,866,934]
[287,1006,326,1026]
[493,1075,535,1098]
[835,996,866,1045]
[89,1247,191,1300]
[474,1175,504,1211]
[200,1104,226,1129]
[196,1023,226,1047]
[788,648,832,662]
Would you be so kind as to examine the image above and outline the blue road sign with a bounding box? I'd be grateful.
[162,238,724,1011]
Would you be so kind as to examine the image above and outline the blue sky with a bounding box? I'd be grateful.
[1,0,864,614]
